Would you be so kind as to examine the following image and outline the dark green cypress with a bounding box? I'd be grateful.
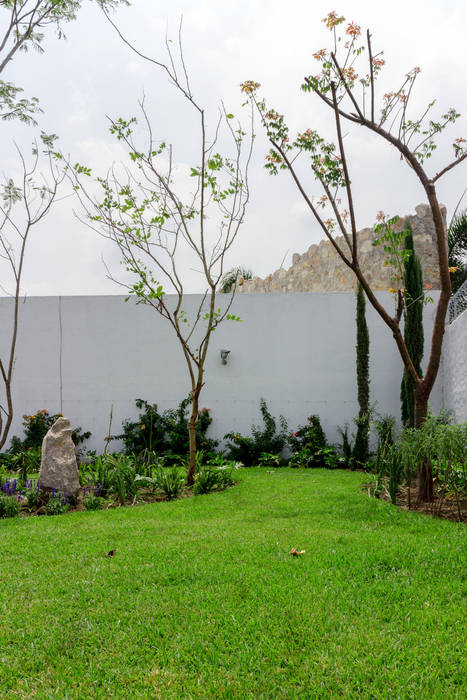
[400,221,424,427]
[352,283,370,467]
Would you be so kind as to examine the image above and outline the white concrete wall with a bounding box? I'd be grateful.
[442,309,467,423]
[0,292,443,452]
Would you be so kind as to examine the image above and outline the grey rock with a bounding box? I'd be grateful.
[237,204,442,294]
[39,417,81,502]
[415,203,430,218]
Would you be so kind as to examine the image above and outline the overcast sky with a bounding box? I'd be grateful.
[1,0,466,296]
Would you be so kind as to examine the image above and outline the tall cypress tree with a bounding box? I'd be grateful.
[353,283,370,467]
[400,221,424,427]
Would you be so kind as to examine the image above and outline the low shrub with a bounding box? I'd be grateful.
[0,494,21,518]
[224,399,288,466]
[5,447,41,485]
[194,457,237,494]
[371,414,466,516]
[45,491,70,516]
[287,416,339,468]
[79,455,116,497]
[288,445,341,469]
[106,454,139,504]
[163,400,217,459]
[288,415,326,455]
[337,424,353,469]
[258,452,282,468]
[83,494,104,511]
[8,409,91,456]
[399,416,466,516]
[115,398,217,461]
[154,466,185,500]
[24,479,41,511]
[193,464,221,494]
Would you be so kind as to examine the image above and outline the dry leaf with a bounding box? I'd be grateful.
[289,547,306,556]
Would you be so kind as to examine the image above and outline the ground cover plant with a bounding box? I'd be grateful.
[0,469,465,698]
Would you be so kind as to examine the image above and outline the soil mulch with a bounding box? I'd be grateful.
[371,481,466,523]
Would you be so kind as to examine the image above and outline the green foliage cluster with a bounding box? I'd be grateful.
[24,486,41,511]
[193,456,237,495]
[219,266,253,293]
[372,415,399,503]
[136,465,186,500]
[400,415,466,515]
[337,424,353,469]
[153,467,185,500]
[0,447,41,481]
[257,452,283,468]
[0,494,21,519]
[135,452,238,499]
[287,415,342,469]
[287,415,326,454]
[115,398,217,461]
[81,453,138,505]
[224,399,288,466]
[374,413,466,517]
[45,492,70,516]
[448,209,467,293]
[83,494,104,511]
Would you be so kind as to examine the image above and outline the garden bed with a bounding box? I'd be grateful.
[17,481,236,517]
[379,482,467,523]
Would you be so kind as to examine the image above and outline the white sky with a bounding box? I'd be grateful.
[1,0,466,296]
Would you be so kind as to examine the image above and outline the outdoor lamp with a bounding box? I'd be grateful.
[220,349,230,365]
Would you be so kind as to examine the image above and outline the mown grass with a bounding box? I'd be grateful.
[1,469,466,699]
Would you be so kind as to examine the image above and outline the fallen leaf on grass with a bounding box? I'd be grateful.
[289,547,306,556]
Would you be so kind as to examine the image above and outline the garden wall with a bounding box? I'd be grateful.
[0,292,446,452]
[442,309,467,423]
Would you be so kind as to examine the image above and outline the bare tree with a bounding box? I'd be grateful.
[0,0,129,448]
[0,133,65,449]
[0,0,129,123]
[241,11,466,501]
[71,22,253,483]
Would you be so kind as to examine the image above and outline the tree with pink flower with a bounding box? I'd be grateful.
[241,11,466,502]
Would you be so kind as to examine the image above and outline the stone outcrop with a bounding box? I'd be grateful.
[38,417,80,501]
[236,204,445,294]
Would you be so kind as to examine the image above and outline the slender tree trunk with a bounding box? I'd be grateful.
[414,390,433,502]
[186,385,201,485]
[0,381,13,451]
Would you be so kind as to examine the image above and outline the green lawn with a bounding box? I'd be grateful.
[1,469,466,699]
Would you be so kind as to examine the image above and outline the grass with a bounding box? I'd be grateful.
[1,468,466,699]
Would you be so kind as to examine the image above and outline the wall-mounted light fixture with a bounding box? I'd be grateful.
[220,349,231,365]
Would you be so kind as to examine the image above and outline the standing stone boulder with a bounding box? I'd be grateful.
[38,417,80,502]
